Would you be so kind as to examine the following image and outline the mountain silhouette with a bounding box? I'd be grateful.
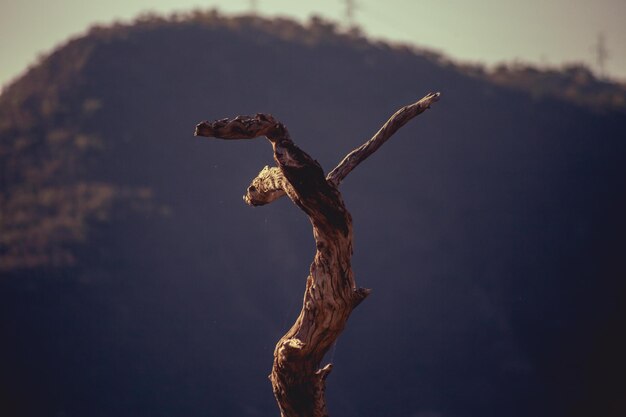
[1,11,626,417]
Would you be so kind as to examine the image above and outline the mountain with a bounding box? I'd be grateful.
[2,11,626,417]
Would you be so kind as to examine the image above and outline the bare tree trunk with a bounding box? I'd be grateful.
[194,92,440,417]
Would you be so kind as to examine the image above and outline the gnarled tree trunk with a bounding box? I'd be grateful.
[194,92,440,417]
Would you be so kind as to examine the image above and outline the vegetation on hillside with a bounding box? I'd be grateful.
[2,11,624,272]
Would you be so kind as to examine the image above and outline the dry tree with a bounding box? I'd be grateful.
[194,92,440,417]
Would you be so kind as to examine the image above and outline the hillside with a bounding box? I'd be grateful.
[2,11,626,417]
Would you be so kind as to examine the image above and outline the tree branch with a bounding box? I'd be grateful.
[327,92,440,186]
[195,113,287,141]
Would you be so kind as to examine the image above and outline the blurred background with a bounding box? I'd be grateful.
[3,0,626,88]
[1,1,626,417]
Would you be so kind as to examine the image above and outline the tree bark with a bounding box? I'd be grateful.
[194,92,440,417]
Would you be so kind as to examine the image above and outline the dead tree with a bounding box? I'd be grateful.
[194,92,440,417]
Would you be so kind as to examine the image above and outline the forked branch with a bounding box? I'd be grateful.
[193,92,440,417]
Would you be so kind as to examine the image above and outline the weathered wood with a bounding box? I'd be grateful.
[327,92,440,186]
[244,166,287,206]
[194,92,440,417]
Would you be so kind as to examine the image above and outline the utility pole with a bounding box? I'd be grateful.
[344,0,358,30]
[594,33,609,79]
[250,0,258,16]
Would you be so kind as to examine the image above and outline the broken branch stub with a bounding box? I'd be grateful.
[194,92,440,417]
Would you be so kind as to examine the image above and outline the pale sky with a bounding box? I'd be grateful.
[1,0,626,89]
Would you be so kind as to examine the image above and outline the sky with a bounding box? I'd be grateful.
[1,0,626,89]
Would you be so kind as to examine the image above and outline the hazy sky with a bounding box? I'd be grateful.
[1,0,626,88]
